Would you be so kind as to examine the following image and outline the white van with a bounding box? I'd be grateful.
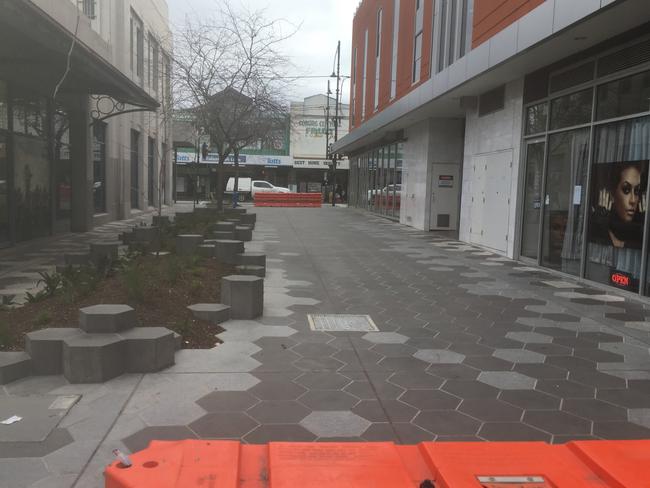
[226,178,290,201]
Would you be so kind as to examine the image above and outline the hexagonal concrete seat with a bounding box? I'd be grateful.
[64,252,91,266]
[152,215,170,227]
[215,240,245,264]
[235,265,265,278]
[237,252,266,267]
[0,352,32,384]
[234,226,253,242]
[120,327,176,373]
[63,334,125,383]
[211,230,235,240]
[26,328,83,375]
[187,303,231,324]
[221,275,263,319]
[215,221,236,232]
[134,226,160,242]
[197,244,216,258]
[176,234,203,255]
[239,213,256,226]
[89,241,120,264]
[79,304,136,333]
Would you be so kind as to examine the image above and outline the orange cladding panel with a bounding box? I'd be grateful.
[472,0,546,48]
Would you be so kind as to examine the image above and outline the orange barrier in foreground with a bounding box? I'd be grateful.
[105,439,650,487]
[254,192,322,207]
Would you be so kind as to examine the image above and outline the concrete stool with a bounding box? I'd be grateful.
[187,303,231,324]
[237,252,266,267]
[79,304,136,333]
[176,234,203,255]
[63,334,125,383]
[65,252,91,266]
[221,275,264,319]
[89,241,120,265]
[134,226,159,242]
[120,328,176,373]
[198,244,216,258]
[224,218,241,224]
[26,328,83,374]
[211,230,235,240]
[215,240,245,264]
[224,208,247,215]
[215,221,236,232]
[152,215,171,227]
[0,352,32,385]
[234,226,253,242]
[239,213,257,225]
[236,265,265,278]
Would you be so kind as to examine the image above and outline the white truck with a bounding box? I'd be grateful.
[226,178,290,201]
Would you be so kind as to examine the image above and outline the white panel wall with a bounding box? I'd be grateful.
[460,78,524,257]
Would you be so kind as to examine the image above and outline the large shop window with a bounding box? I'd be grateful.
[54,109,71,225]
[520,142,545,259]
[549,88,593,130]
[586,116,650,293]
[131,129,140,209]
[93,122,107,214]
[541,128,590,275]
[597,70,650,121]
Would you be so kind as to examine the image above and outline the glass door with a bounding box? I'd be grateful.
[520,141,545,259]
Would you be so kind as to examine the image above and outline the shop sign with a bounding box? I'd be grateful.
[176,150,292,167]
[610,271,632,290]
[294,159,329,168]
[438,175,454,188]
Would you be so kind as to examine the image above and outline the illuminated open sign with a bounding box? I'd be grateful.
[610,271,632,289]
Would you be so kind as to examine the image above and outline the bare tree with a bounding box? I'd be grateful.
[173,1,296,210]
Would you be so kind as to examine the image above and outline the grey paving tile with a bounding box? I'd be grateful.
[478,371,536,390]
[300,411,371,437]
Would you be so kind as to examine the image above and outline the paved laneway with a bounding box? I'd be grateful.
[3,206,650,487]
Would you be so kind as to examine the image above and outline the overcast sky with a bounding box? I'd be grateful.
[167,0,357,103]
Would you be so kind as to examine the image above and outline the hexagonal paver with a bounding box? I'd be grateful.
[361,332,409,344]
[300,411,371,437]
[458,398,523,422]
[249,374,307,401]
[388,370,443,389]
[562,398,627,422]
[189,412,258,438]
[523,411,591,435]
[244,424,316,443]
[478,422,550,442]
[499,390,561,410]
[196,391,259,413]
[414,410,480,436]
[506,332,553,344]
[400,389,461,410]
[123,426,197,452]
[295,372,351,390]
[414,349,465,364]
[478,371,536,390]
[299,390,359,410]
[292,343,338,358]
[442,380,500,398]
[247,401,311,424]
[493,349,546,364]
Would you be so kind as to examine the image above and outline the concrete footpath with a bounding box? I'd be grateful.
[2,206,650,487]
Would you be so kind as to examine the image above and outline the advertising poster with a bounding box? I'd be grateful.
[588,160,648,290]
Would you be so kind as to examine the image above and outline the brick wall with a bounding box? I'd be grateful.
[472,0,546,48]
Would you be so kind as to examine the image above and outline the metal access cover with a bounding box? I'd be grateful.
[477,476,553,487]
[308,314,378,332]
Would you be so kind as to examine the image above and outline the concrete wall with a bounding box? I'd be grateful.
[460,78,524,256]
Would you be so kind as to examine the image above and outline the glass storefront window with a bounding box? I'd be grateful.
[520,141,545,259]
[525,103,548,135]
[541,128,590,275]
[586,116,650,293]
[93,122,107,213]
[14,134,50,241]
[596,70,650,121]
[395,143,403,216]
[549,88,593,130]
[0,81,7,130]
[54,109,71,224]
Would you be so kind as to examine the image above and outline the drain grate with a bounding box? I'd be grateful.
[308,314,378,332]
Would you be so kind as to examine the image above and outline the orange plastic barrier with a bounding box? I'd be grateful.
[105,440,650,488]
[254,192,322,207]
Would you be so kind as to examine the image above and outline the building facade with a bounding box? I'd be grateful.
[0,0,172,245]
[335,0,650,297]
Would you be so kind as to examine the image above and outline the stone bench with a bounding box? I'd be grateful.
[0,352,32,384]
[187,303,231,324]
[120,327,176,373]
[235,265,265,278]
[215,221,236,232]
[89,241,120,265]
[63,334,125,383]
[239,213,257,226]
[215,240,245,264]
[176,234,204,255]
[221,275,263,319]
[198,244,216,258]
[26,328,83,375]
[234,226,253,242]
[211,230,235,240]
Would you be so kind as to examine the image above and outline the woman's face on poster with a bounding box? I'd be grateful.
[613,166,642,223]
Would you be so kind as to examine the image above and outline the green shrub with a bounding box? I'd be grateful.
[0,321,10,348]
[37,271,62,297]
[122,262,145,303]
[34,311,52,327]
[25,290,48,303]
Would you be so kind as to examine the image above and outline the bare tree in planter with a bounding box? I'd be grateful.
[173,1,295,211]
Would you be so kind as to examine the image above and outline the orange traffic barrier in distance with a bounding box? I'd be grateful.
[254,192,322,207]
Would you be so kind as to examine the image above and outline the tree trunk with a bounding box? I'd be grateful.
[216,159,225,211]
[233,149,240,208]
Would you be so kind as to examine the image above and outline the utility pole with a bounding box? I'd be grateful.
[331,40,341,208]
[325,79,331,160]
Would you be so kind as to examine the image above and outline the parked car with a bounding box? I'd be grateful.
[367,184,402,201]
[226,177,290,201]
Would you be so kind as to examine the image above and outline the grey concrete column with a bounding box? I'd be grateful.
[68,95,93,232]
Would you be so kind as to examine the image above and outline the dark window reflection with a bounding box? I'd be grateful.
[549,89,593,130]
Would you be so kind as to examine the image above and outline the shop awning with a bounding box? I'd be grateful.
[0,0,159,109]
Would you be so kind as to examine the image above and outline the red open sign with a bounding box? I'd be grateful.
[611,272,630,288]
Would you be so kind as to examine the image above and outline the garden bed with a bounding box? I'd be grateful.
[0,253,236,351]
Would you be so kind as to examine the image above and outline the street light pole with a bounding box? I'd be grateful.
[331,40,341,208]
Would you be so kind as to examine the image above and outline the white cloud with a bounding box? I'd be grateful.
[167,0,358,102]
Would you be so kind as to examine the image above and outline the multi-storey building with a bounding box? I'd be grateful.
[0,0,172,245]
[334,0,650,296]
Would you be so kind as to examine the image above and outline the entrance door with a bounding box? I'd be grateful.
[520,141,545,259]
[0,132,9,244]
[429,163,460,231]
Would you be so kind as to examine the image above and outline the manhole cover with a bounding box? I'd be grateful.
[308,314,378,332]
